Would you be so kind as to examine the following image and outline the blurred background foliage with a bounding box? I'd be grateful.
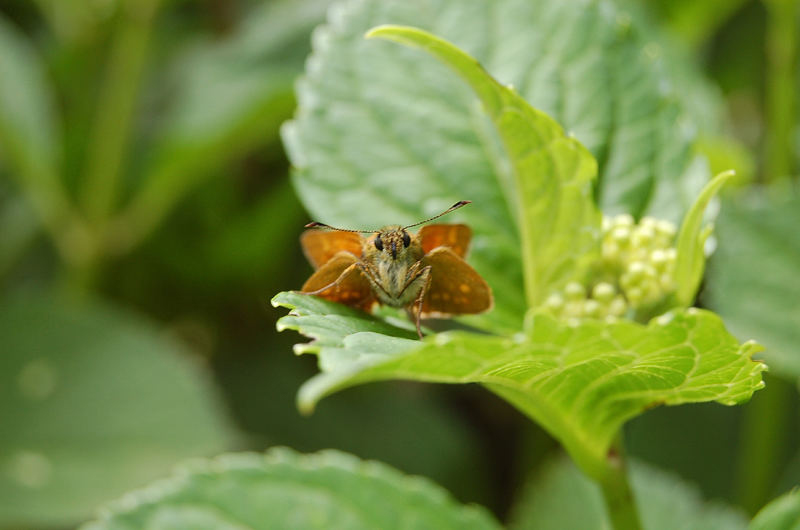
[0,0,796,528]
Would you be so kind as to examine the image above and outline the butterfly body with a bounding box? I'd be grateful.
[361,226,426,308]
[299,201,492,338]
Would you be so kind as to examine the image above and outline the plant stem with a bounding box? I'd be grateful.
[599,438,642,530]
[81,0,161,224]
[762,0,797,183]
[735,374,794,513]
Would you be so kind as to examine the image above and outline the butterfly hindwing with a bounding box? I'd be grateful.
[301,251,375,311]
[420,247,492,316]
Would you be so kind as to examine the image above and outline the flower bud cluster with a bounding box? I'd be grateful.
[543,214,678,322]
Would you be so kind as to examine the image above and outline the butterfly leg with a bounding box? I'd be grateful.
[403,265,432,339]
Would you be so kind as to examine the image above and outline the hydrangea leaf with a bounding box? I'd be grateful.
[705,188,800,381]
[749,490,800,530]
[0,294,234,526]
[273,291,766,480]
[508,455,748,530]
[81,448,502,530]
[366,24,601,311]
[673,169,734,307]
[282,0,712,332]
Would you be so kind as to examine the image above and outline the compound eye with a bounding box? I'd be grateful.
[402,231,411,248]
[374,236,384,251]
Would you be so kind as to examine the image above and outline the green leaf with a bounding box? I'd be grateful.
[0,294,234,526]
[673,169,734,307]
[283,0,714,330]
[750,490,800,530]
[508,455,748,530]
[274,291,765,479]
[366,24,601,311]
[80,448,502,530]
[705,188,800,381]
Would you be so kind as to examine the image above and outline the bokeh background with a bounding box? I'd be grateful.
[0,0,797,528]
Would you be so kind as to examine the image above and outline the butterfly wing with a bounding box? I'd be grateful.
[301,230,363,269]
[420,247,492,317]
[301,251,375,311]
[418,224,471,258]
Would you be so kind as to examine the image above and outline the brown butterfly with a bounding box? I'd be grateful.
[300,200,493,338]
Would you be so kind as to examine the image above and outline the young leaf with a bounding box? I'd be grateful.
[366,24,601,311]
[508,455,748,530]
[0,295,234,526]
[282,0,714,331]
[274,291,766,480]
[673,169,734,307]
[81,448,502,530]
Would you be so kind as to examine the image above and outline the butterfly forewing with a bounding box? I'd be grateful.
[418,224,471,258]
[300,230,363,269]
[301,252,375,311]
[420,247,492,316]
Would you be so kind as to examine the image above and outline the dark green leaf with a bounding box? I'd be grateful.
[0,294,234,526]
[283,0,713,330]
[705,188,800,381]
[367,24,601,311]
[508,455,748,530]
[81,448,502,530]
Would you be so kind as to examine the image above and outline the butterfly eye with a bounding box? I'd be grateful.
[374,236,384,251]
[402,231,411,248]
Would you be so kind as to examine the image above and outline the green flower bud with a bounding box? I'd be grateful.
[626,286,643,305]
[592,282,616,303]
[614,213,634,227]
[651,249,668,269]
[564,282,586,301]
[632,225,655,247]
[564,301,584,318]
[608,296,628,316]
[611,226,631,245]
[545,293,565,310]
[583,299,601,317]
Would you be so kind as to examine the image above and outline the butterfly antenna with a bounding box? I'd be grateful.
[304,221,374,233]
[403,200,471,230]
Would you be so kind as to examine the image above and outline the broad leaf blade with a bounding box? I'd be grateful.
[0,295,234,526]
[81,448,502,530]
[274,291,766,479]
[750,490,800,530]
[366,24,601,311]
[509,455,748,530]
[283,0,715,331]
[705,188,800,381]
